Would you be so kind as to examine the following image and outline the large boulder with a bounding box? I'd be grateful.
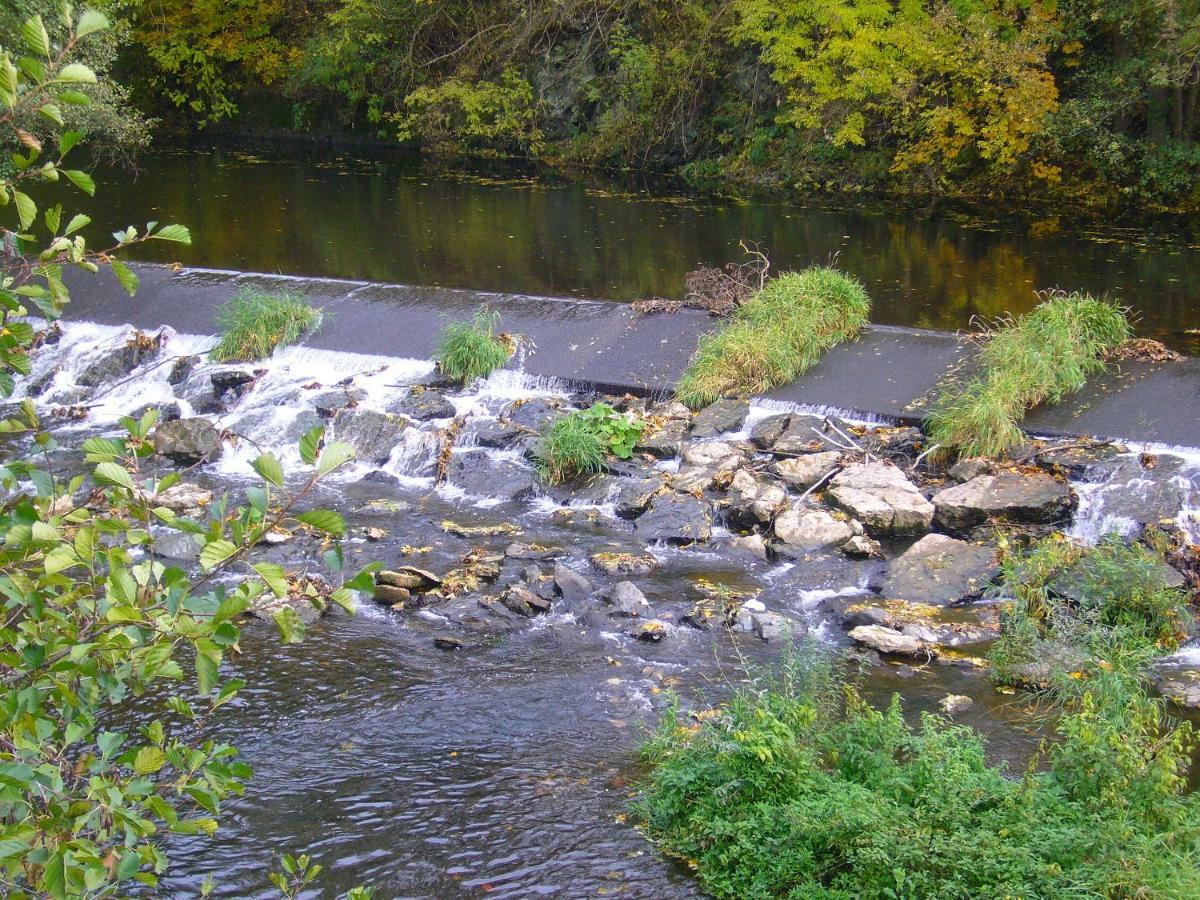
[76,331,162,388]
[446,451,538,501]
[333,408,408,466]
[932,470,1074,534]
[636,492,712,544]
[392,389,456,421]
[727,468,786,524]
[1069,455,1198,537]
[774,503,860,552]
[848,625,931,657]
[153,417,222,464]
[827,462,934,535]
[774,451,842,490]
[636,417,689,459]
[673,441,742,491]
[878,534,999,605]
[770,415,828,455]
[690,400,749,438]
[503,397,563,430]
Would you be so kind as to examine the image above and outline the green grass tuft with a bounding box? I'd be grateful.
[535,402,644,484]
[926,291,1131,458]
[636,644,1200,899]
[675,266,871,409]
[433,306,513,385]
[210,288,321,363]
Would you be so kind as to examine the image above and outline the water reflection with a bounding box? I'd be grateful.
[83,148,1199,351]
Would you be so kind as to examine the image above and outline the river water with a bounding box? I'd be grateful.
[87,147,1200,352]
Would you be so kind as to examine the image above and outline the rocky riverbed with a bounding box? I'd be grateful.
[8,319,1200,893]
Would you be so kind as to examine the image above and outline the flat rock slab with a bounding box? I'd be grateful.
[933,470,1074,533]
[635,492,712,544]
[827,462,934,536]
[878,534,999,606]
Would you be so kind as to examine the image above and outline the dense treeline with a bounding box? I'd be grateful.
[16,1,1200,211]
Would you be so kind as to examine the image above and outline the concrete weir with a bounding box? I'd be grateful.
[64,263,1200,448]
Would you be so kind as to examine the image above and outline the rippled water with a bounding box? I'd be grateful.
[78,148,1200,352]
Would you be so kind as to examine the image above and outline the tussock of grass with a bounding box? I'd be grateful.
[927,292,1130,458]
[536,413,606,484]
[637,644,1200,899]
[675,267,871,409]
[434,306,512,385]
[210,288,321,363]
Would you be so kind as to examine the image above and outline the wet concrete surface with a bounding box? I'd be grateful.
[64,264,1200,447]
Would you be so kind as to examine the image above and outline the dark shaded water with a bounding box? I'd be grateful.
[88,148,1200,351]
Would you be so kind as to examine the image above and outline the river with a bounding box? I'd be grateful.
[87,147,1200,352]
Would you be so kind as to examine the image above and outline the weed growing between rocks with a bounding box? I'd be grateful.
[675,267,871,409]
[636,643,1200,899]
[536,402,644,484]
[210,288,322,362]
[926,292,1131,458]
[990,534,1192,692]
[433,305,513,384]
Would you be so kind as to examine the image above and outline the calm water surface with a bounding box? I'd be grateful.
[88,148,1200,351]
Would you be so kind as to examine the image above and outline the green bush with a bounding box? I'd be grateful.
[536,402,644,484]
[210,288,321,362]
[675,267,871,409]
[926,292,1130,458]
[433,305,513,385]
[636,646,1200,899]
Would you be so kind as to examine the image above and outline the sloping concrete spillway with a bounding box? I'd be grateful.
[65,263,1200,448]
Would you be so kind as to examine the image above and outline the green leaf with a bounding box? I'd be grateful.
[42,850,65,900]
[93,461,136,491]
[21,15,51,57]
[37,102,63,126]
[273,606,306,644]
[297,509,345,537]
[251,451,284,487]
[213,594,250,624]
[76,9,110,37]
[194,640,221,695]
[43,543,80,574]
[64,212,90,234]
[298,426,324,465]
[150,223,191,243]
[199,538,237,571]
[252,562,288,598]
[56,63,97,84]
[317,441,355,476]
[63,169,95,196]
[111,259,139,297]
[133,745,165,774]
[58,130,84,156]
[13,191,36,231]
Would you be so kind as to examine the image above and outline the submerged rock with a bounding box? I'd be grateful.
[470,418,528,448]
[774,504,860,552]
[210,367,257,397]
[504,397,563,430]
[393,389,456,421]
[636,491,712,544]
[939,694,974,716]
[690,399,749,438]
[446,451,538,501]
[77,331,162,387]
[827,462,934,536]
[504,542,563,560]
[878,534,999,606]
[153,417,222,464]
[932,470,1074,533]
[333,408,408,466]
[312,387,366,418]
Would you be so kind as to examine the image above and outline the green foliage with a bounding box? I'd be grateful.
[536,402,644,484]
[210,288,321,363]
[926,292,1131,458]
[676,267,870,409]
[393,69,543,156]
[433,305,512,385]
[636,644,1200,899]
[990,534,1192,692]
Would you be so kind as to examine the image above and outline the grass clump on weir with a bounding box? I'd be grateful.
[434,305,513,385]
[536,402,644,484]
[926,291,1130,458]
[210,288,321,363]
[675,267,871,410]
[636,643,1200,899]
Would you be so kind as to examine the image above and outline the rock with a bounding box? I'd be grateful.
[149,482,213,515]
[939,694,974,716]
[932,470,1074,533]
[841,534,882,558]
[751,612,792,642]
[373,584,411,605]
[433,634,466,650]
[210,367,257,396]
[471,419,527,448]
[553,562,594,602]
[720,532,770,561]
[949,457,996,483]
[674,442,742,491]
[636,492,712,544]
[501,584,550,617]
[878,534,999,605]
[393,389,456,421]
[504,542,562,560]
[636,417,689,459]
[332,408,408,466]
[131,401,183,424]
[364,526,387,541]
[750,414,791,449]
[1050,556,1187,600]
[848,625,932,657]
[1035,442,1123,480]
[377,571,427,590]
[827,463,934,535]
[1072,455,1198,534]
[168,355,198,385]
[446,451,538,501]
[690,400,749,438]
[727,469,787,524]
[504,397,562,430]
[1156,670,1200,708]
[150,530,200,561]
[774,451,842,490]
[630,619,668,642]
[76,332,161,387]
[613,476,667,519]
[312,387,366,418]
[432,594,525,633]
[590,550,660,576]
[770,415,828,454]
[606,581,651,617]
[774,504,860,552]
[153,417,223,464]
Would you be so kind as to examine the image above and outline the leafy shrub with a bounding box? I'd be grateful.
[676,267,871,409]
[210,288,321,362]
[536,402,644,484]
[433,305,513,385]
[926,292,1130,458]
[636,645,1200,899]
